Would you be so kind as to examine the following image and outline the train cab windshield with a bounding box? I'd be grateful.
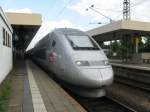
[67,35,99,50]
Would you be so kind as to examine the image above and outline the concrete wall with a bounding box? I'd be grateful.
[131,53,150,64]
[141,53,150,64]
[141,53,150,59]
[0,8,13,84]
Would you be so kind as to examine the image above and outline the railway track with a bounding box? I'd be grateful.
[61,85,135,112]
[54,77,136,111]
[72,95,135,112]
[115,76,150,91]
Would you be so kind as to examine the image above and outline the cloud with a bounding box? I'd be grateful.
[69,0,122,22]
[69,0,150,22]
[131,1,150,21]
[5,8,32,13]
[26,19,80,51]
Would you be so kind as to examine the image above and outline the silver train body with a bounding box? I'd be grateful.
[29,28,113,97]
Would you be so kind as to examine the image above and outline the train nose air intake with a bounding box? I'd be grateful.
[99,67,113,85]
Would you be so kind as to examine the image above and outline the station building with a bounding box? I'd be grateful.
[87,20,150,64]
[6,12,42,58]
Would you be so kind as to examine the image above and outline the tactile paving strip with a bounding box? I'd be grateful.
[27,62,47,112]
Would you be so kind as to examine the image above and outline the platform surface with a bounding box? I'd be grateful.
[110,59,150,71]
[8,60,86,112]
[8,60,33,112]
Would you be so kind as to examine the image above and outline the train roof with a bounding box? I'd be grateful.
[54,28,86,36]
[26,27,86,52]
[0,7,13,33]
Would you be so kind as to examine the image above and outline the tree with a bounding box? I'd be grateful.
[141,37,150,52]
[111,40,119,53]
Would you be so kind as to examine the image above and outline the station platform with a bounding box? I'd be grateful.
[8,60,86,112]
[110,59,150,71]
[108,59,150,112]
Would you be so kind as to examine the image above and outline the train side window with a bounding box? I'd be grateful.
[8,33,10,47]
[7,33,8,47]
[8,33,9,47]
[9,34,11,48]
[52,40,56,47]
[3,28,5,45]
[5,31,7,46]
[6,32,8,47]
[8,34,9,47]
[5,30,6,46]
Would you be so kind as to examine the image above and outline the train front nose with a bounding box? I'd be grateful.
[78,67,113,88]
[100,67,114,85]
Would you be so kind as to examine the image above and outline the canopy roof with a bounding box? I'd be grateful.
[6,12,42,26]
[87,20,150,41]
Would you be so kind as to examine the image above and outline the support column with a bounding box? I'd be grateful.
[121,34,132,62]
[132,36,140,54]
[135,37,139,54]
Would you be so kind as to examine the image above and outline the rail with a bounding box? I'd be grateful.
[72,96,135,112]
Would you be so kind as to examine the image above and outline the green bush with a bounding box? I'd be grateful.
[0,80,11,112]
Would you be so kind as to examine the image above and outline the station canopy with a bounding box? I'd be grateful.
[6,12,42,51]
[87,20,150,41]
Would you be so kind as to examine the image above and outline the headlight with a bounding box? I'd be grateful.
[75,61,89,66]
[103,60,110,66]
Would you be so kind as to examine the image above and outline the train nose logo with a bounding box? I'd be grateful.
[49,52,57,62]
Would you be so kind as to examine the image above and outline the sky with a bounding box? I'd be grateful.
[0,0,150,50]
[1,0,150,31]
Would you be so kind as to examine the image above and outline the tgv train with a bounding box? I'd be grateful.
[28,28,113,97]
[0,7,13,84]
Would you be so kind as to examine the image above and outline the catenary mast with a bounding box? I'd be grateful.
[123,0,131,20]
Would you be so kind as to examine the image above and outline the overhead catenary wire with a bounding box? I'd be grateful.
[93,8,122,13]
[131,0,148,7]
[86,5,114,23]
[55,0,73,18]
[99,0,148,19]
[86,0,149,21]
